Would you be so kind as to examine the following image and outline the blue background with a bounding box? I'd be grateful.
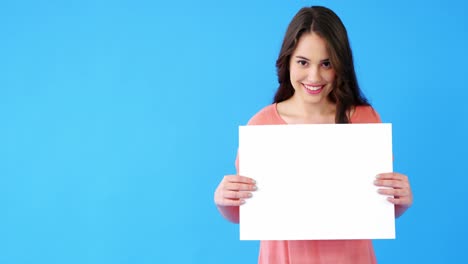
[1,0,467,263]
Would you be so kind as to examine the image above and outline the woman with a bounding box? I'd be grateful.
[214,6,413,263]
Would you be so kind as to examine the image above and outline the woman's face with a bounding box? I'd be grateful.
[289,32,336,107]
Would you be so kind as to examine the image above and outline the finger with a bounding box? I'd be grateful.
[223,190,253,199]
[387,196,413,206]
[377,172,408,182]
[224,182,257,191]
[374,179,408,188]
[224,175,256,184]
[377,188,410,197]
[236,175,256,184]
[218,198,246,206]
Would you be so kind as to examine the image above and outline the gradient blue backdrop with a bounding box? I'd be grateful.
[1,0,467,263]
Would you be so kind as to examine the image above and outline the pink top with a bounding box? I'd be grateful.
[246,103,381,126]
[219,103,383,264]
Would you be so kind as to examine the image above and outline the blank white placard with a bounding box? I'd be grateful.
[239,124,395,240]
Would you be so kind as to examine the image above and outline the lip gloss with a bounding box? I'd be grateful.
[303,84,324,95]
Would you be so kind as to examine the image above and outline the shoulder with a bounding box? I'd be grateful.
[246,104,284,125]
[351,105,382,123]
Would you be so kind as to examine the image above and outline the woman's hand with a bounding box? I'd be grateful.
[374,172,413,217]
[214,175,257,206]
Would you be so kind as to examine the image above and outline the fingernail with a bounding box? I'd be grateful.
[248,193,253,197]
[252,179,256,184]
[252,186,257,190]
[376,174,381,178]
[374,180,379,185]
[240,199,246,204]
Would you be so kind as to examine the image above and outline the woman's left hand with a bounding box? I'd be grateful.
[374,172,413,217]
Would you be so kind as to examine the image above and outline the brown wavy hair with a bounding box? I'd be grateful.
[274,6,369,123]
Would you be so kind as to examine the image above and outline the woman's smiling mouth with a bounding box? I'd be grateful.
[303,83,324,94]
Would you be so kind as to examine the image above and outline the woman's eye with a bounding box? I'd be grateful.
[321,61,332,69]
[297,60,308,66]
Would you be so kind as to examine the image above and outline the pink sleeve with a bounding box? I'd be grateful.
[352,106,382,124]
[235,105,275,175]
[217,105,282,223]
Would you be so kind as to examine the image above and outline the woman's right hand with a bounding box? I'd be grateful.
[214,175,257,206]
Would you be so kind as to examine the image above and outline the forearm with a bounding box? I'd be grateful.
[395,205,409,218]
[217,205,240,223]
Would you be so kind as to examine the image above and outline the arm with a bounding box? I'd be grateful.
[216,205,240,223]
[214,175,256,223]
[374,172,413,218]
[395,204,410,218]
[214,105,270,223]
[362,108,413,218]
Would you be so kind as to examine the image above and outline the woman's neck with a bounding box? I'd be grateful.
[277,98,336,124]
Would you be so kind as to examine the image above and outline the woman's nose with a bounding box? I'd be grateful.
[306,65,321,82]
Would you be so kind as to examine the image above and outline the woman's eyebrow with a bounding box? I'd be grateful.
[294,55,310,61]
[295,56,330,62]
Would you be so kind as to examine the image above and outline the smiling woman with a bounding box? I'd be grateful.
[273,5,368,124]
[214,5,413,264]
[278,32,337,124]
